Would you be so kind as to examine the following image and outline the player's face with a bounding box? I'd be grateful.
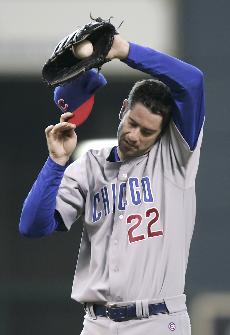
[117,101,163,160]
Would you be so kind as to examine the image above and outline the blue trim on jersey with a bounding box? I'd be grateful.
[114,146,121,162]
[122,43,205,150]
[106,146,121,162]
[19,157,67,237]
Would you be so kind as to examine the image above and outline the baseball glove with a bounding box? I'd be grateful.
[42,16,118,87]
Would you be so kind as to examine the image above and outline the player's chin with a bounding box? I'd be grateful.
[119,142,140,158]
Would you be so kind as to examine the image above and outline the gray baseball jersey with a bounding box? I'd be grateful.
[56,122,203,304]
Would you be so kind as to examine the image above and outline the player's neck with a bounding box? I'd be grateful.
[117,147,125,161]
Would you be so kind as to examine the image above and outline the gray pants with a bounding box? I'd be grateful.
[80,311,191,335]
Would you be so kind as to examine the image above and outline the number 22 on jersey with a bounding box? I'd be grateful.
[127,207,163,244]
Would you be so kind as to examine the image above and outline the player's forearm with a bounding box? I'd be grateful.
[123,43,203,91]
[19,158,67,237]
[112,36,203,88]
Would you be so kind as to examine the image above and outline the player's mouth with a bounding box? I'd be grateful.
[122,139,138,150]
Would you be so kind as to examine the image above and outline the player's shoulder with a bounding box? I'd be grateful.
[159,121,204,173]
[87,147,112,159]
[161,121,204,151]
[68,147,112,169]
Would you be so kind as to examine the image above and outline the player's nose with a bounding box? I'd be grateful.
[128,128,139,143]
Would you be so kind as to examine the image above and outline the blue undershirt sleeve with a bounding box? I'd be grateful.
[122,43,205,150]
[19,157,68,238]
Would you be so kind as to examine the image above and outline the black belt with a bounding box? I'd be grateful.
[89,302,169,322]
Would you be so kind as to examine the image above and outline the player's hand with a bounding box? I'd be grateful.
[106,34,130,60]
[45,112,77,166]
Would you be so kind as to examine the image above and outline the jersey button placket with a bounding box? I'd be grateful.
[108,166,128,301]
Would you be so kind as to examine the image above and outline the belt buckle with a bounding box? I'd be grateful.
[105,304,116,320]
[106,304,130,322]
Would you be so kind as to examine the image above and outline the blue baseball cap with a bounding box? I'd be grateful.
[54,69,107,126]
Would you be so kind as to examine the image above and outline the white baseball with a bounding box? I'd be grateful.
[72,40,94,59]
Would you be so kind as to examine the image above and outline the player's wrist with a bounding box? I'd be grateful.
[49,154,70,166]
[117,40,130,60]
[107,36,130,60]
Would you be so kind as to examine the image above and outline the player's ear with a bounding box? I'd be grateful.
[119,99,129,120]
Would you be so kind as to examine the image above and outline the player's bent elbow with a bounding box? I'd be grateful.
[195,68,204,85]
[18,220,55,238]
[188,67,204,90]
[19,225,39,238]
[18,223,43,238]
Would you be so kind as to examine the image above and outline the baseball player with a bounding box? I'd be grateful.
[19,32,205,335]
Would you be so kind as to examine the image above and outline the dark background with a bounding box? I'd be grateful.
[1,1,230,334]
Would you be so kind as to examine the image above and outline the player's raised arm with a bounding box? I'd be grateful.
[19,113,77,237]
[19,67,107,238]
[107,35,205,151]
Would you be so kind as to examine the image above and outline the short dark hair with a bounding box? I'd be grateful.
[127,79,173,134]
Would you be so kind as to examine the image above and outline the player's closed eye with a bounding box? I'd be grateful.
[128,120,154,136]
[141,129,156,137]
[129,120,138,128]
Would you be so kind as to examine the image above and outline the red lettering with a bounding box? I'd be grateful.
[146,207,163,237]
[127,215,145,243]
[126,207,163,244]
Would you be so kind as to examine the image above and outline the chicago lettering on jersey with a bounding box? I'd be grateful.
[92,177,154,223]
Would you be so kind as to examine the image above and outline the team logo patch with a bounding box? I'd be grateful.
[168,322,176,331]
[58,99,69,112]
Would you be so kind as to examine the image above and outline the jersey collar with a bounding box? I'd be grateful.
[106,146,121,162]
